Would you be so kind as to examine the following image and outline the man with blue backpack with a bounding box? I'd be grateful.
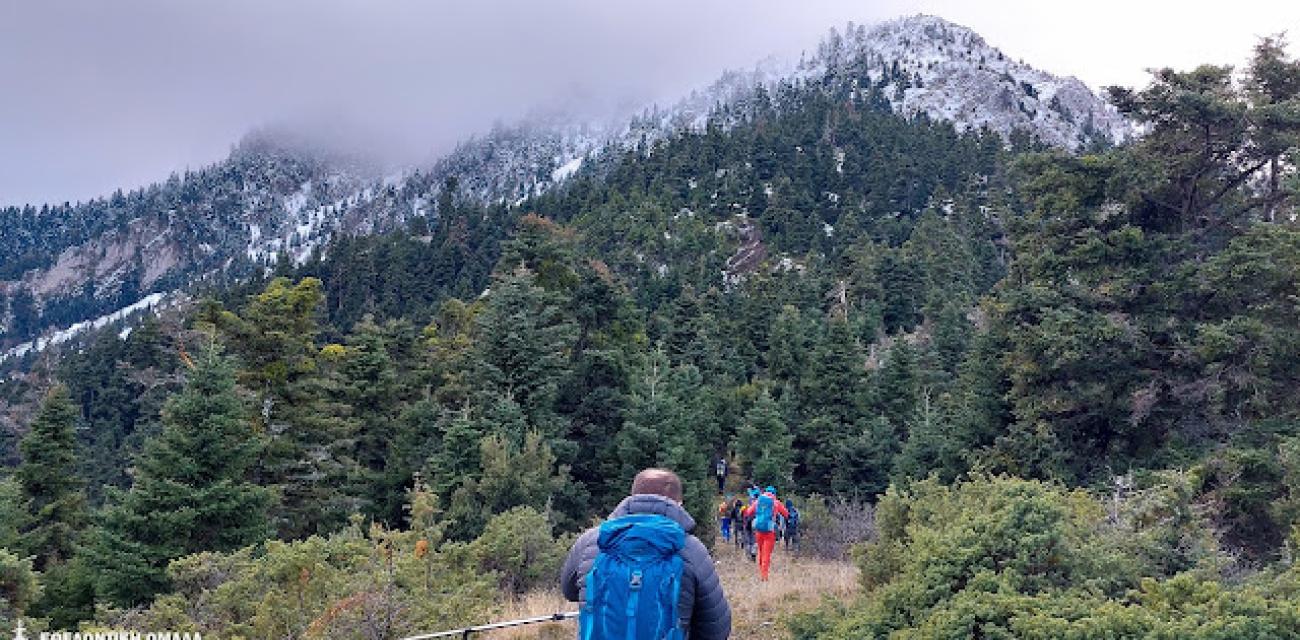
[560,468,732,639]
[742,486,789,581]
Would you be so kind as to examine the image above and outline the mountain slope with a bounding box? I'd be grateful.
[0,14,1124,361]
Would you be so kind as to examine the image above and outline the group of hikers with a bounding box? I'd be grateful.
[715,456,800,575]
[718,484,799,579]
[556,464,802,639]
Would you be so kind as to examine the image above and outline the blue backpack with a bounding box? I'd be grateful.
[581,514,686,640]
[754,493,776,532]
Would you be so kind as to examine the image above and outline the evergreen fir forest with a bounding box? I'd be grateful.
[3,15,1300,640]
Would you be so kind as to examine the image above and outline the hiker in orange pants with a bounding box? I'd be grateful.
[743,485,789,581]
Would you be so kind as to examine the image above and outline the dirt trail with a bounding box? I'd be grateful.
[495,538,858,639]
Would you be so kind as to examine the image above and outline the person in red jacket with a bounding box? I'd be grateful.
[742,486,789,581]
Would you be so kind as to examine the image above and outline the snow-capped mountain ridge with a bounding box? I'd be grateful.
[423,15,1128,211]
[826,15,1130,150]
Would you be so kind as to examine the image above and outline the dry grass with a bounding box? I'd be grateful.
[488,589,573,639]
[712,542,858,639]
[488,541,858,639]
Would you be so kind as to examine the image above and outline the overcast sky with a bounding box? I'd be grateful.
[1,0,1296,207]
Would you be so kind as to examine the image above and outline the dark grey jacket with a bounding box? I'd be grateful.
[560,494,732,640]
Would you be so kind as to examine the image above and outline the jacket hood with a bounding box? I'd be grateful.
[610,494,697,533]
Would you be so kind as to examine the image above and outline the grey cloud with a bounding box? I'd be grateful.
[3,0,1295,207]
[1,0,882,206]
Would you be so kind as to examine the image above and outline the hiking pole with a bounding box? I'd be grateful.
[399,611,579,640]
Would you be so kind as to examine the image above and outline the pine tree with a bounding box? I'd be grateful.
[796,317,866,487]
[16,385,87,570]
[878,340,920,430]
[445,431,570,540]
[0,549,38,631]
[91,347,271,607]
[1244,35,1300,221]
[767,305,811,383]
[617,350,677,494]
[654,364,714,542]
[210,277,324,394]
[471,269,576,438]
[424,297,478,409]
[930,301,973,376]
[802,317,866,426]
[340,317,403,523]
[268,358,363,538]
[662,288,703,365]
[206,277,362,538]
[736,390,796,489]
[894,388,963,483]
[878,249,925,333]
[612,351,715,535]
[423,407,479,518]
[558,346,630,514]
[903,208,975,313]
[496,214,580,294]
[834,416,898,497]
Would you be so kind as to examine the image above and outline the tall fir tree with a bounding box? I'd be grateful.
[0,479,22,552]
[470,269,577,441]
[90,347,271,607]
[445,430,571,540]
[340,317,404,523]
[878,340,921,430]
[16,385,87,571]
[16,388,96,628]
[204,277,363,538]
[653,364,715,543]
[796,317,867,488]
[766,305,812,384]
[736,389,796,490]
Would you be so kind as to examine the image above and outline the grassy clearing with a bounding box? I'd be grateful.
[490,538,858,639]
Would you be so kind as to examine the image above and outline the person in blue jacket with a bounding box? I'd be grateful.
[560,468,732,640]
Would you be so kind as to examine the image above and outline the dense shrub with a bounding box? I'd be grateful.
[797,475,1300,639]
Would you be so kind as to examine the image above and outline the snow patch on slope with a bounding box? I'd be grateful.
[552,157,584,183]
[1,293,169,364]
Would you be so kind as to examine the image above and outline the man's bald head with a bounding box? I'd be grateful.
[631,468,684,503]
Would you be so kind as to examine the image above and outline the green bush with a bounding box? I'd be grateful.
[462,506,568,596]
[804,475,1294,639]
[99,486,502,640]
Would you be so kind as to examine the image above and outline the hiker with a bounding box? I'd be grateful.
[729,499,746,550]
[783,499,800,552]
[560,468,732,640]
[714,457,728,494]
[743,486,789,581]
[718,497,733,543]
[742,487,759,561]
